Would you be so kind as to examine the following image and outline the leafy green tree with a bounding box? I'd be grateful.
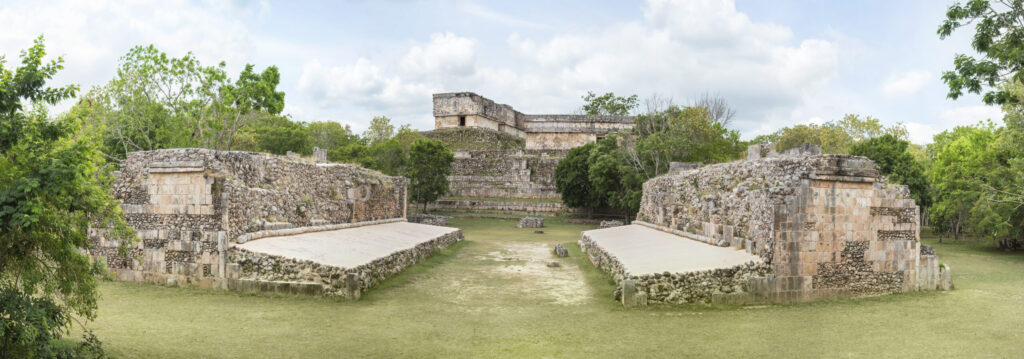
[1,37,131,356]
[938,0,1024,104]
[363,116,395,145]
[927,124,1006,242]
[850,134,931,208]
[362,125,421,176]
[554,143,604,217]
[587,135,643,221]
[754,114,907,154]
[243,115,311,155]
[81,45,284,159]
[626,106,743,178]
[407,138,454,212]
[581,91,639,116]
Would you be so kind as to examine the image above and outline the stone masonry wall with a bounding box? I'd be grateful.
[579,232,771,305]
[225,229,463,299]
[89,148,410,295]
[633,152,947,303]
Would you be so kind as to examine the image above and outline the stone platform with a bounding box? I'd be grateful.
[580,225,769,306]
[228,221,463,299]
[581,225,761,276]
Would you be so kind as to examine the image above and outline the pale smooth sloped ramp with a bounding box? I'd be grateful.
[236,221,459,268]
[582,224,761,276]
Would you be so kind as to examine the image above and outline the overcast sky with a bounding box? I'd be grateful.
[0,0,1003,144]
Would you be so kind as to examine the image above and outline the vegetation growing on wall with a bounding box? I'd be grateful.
[421,127,525,151]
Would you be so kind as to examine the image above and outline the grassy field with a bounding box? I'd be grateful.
[79,218,1024,358]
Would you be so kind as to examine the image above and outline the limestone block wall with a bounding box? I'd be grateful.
[433,92,518,129]
[635,153,949,303]
[578,233,771,305]
[432,92,634,150]
[89,148,409,291]
[446,150,565,200]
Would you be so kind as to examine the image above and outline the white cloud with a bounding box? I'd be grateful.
[904,104,1002,144]
[301,0,839,132]
[881,70,931,98]
[0,0,262,111]
[938,104,1002,127]
[399,33,477,78]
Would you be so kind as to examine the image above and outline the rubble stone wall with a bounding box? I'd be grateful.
[632,152,948,303]
[432,92,633,150]
[89,148,411,296]
[225,229,463,299]
[578,233,771,305]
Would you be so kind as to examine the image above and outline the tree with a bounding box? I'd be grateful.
[407,138,454,212]
[364,116,395,145]
[235,115,310,155]
[1,37,131,356]
[625,106,743,179]
[692,92,736,126]
[581,91,639,116]
[554,143,604,217]
[587,135,644,221]
[362,125,421,176]
[938,0,1024,104]
[850,134,931,208]
[81,45,284,159]
[754,114,907,154]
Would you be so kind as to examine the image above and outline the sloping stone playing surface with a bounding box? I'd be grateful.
[581,224,761,276]
[237,221,459,268]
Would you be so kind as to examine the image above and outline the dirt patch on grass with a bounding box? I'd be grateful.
[475,243,592,305]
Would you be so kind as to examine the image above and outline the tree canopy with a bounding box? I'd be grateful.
[1,36,131,357]
[939,0,1024,104]
[407,138,454,211]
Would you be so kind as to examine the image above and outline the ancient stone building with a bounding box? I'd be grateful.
[433,92,634,150]
[89,149,462,299]
[580,145,952,306]
[425,92,634,214]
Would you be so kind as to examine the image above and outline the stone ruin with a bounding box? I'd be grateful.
[580,146,952,305]
[426,92,634,215]
[518,217,544,228]
[88,148,463,299]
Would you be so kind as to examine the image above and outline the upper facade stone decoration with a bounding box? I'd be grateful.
[433,92,634,150]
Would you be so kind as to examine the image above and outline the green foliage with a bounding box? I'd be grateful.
[926,122,1023,248]
[580,91,639,116]
[850,134,931,207]
[421,127,525,151]
[79,45,284,159]
[0,287,69,358]
[554,143,603,211]
[754,114,907,154]
[234,115,311,155]
[556,99,744,219]
[407,138,454,211]
[629,106,744,177]
[0,37,126,358]
[357,125,420,176]
[364,116,396,145]
[938,0,1024,104]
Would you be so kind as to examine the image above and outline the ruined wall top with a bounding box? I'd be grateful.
[112,148,409,241]
[433,92,635,133]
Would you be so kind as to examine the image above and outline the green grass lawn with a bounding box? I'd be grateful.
[79,218,1024,358]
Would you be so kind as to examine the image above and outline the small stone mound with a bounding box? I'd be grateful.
[534,230,544,234]
[599,220,624,228]
[407,213,449,226]
[518,217,543,228]
[547,261,561,268]
[920,244,936,256]
[554,244,568,257]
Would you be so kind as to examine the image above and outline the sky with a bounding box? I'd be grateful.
[0,0,1004,144]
